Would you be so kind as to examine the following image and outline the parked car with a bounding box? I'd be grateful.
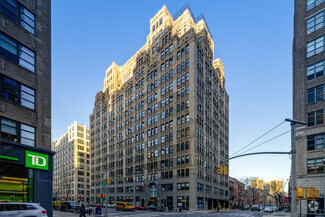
[146,205,164,212]
[60,201,76,212]
[135,205,146,210]
[251,204,260,211]
[0,202,48,217]
[264,206,273,213]
[272,206,278,212]
[116,202,135,211]
[108,203,116,208]
[243,205,250,210]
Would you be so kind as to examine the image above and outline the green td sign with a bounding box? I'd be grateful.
[25,151,49,170]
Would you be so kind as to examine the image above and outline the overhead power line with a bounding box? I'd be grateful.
[235,130,291,156]
[230,120,286,157]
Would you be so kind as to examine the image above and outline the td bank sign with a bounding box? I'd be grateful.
[25,151,49,170]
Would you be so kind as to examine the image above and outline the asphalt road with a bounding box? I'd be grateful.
[53,209,290,217]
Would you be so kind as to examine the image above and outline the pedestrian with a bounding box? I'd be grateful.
[217,205,219,213]
[80,203,86,217]
[88,207,92,216]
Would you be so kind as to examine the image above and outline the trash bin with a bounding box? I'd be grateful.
[95,207,101,215]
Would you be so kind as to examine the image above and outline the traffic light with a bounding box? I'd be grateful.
[223,165,228,175]
[297,200,300,205]
[218,166,223,175]
[99,194,102,198]
[289,176,292,186]
[305,189,320,200]
[107,178,111,184]
[102,194,106,199]
[296,187,304,198]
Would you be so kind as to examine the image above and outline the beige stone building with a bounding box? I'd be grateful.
[251,178,283,195]
[52,121,90,202]
[90,4,229,210]
[269,180,283,195]
[251,178,265,190]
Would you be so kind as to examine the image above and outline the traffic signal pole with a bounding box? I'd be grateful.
[105,152,108,217]
[285,118,307,217]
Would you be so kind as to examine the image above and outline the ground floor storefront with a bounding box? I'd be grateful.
[297,177,325,217]
[0,141,54,216]
[94,193,228,210]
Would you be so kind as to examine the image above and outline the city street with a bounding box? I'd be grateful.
[53,209,291,217]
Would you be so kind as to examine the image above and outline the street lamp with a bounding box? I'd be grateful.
[285,118,307,217]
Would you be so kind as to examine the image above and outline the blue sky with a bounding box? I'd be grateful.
[52,0,294,182]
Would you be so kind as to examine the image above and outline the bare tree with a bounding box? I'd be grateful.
[238,176,258,189]
[63,177,73,211]
[271,179,287,209]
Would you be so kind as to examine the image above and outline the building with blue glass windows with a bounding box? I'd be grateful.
[0,0,53,216]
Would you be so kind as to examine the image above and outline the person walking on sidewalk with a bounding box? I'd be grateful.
[80,203,86,217]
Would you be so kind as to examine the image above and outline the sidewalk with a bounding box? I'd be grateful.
[264,211,291,217]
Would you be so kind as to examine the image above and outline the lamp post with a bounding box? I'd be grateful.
[285,118,307,217]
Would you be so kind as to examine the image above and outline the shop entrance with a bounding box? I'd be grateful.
[0,162,33,202]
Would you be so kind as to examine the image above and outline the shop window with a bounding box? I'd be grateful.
[307,198,324,215]
[0,162,33,202]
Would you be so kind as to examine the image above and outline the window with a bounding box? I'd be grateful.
[0,0,35,34]
[177,182,189,190]
[307,35,325,58]
[307,109,324,126]
[307,84,324,104]
[186,72,189,81]
[0,117,35,146]
[169,44,173,52]
[177,51,180,60]
[307,0,325,11]
[0,32,35,72]
[307,60,324,80]
[307,11,325,34]
[307,198,324,214]
[186,44,189,53]
[185,58,189,68]
[307,158,324,174]
[161,63,165,71]
[307,133,325,150]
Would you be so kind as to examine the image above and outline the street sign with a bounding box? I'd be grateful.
[98,182,106,186]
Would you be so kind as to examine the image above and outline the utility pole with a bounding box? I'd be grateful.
[285,118,306,217]
[104,152,108,217]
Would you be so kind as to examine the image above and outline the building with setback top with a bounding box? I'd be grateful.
[90,4,229,210]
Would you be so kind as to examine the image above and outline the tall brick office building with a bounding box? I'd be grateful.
[90,4,229,210]
[293,0,325,216]
[0,0,52,216]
